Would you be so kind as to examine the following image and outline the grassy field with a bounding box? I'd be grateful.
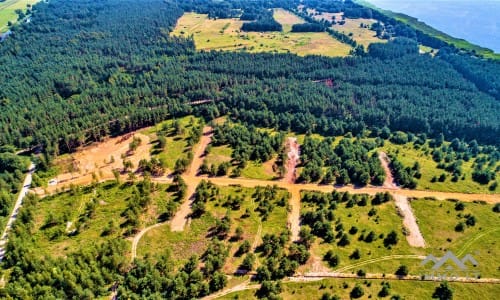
[380,140,499,194]
[147,115,202,172]
[331,16,385,49]
[172,11,352,57]
[138,185,289,272]
[307,9,386,49]
[219,278,500,299]
[301,192,421,275]
[30,180,173,258]
[412,198,500,278]
[0,0,39,32]
[301,190,500,278]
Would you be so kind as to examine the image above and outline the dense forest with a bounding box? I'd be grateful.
[0,0,499,160]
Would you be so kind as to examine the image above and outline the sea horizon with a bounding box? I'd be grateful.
[365,0,500,53]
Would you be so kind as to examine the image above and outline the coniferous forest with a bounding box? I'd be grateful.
[0,0,499,298]
[0,0,498,157]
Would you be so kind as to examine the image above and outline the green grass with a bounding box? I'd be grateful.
[412,198,500,278]
[138,214,216,267]
[241,160,275,180]
[0,0,39,32]
[219,278,500,300]
[301,191,500,278]
[381,140,499,194]
[205,145,233,166]
[148,116,202,171]
[172,12,352,57]
[302,194,421,275]
[30,181,173,258]
[138,185,289,272]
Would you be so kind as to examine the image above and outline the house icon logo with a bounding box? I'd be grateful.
[421,251,478,271]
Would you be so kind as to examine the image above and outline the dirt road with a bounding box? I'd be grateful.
[284,137,301,242]
[130,222,168,262]
[284,137,299,184]
[379,151,398,189]
[0,162,35,262]
[394,195,426,248]
[170,126,213,231]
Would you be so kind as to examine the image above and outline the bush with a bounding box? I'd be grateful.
[455,222,465,232]
[350,284,364,299]
[323,250,340,267]
[395,265,409,276]
[350,249,361,260]
[383,230,398,247]
[432,282,453,300]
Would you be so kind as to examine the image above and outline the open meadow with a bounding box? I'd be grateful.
[219,278,500,300]
[171,10,352,57]
[0,0,39,32]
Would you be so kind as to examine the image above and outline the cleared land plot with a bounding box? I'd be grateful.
[0,0,39,32]
[332,17,385,48]
[219,278,500,300]
[412,198,500,278]
[305,9,385,49]
[172,12,351,57]
[30,181,173,259]
[138,185,289,271]
[34,132,152,194]
[381,140,499,194]
[301,192,419,275]
[147,115,203,172]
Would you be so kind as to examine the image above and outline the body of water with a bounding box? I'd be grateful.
[365,0,500,53]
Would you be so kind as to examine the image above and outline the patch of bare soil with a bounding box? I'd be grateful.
[393,194,426,248]
[35,132,151,195]
[378,151,398,189]
[284,137,299,184]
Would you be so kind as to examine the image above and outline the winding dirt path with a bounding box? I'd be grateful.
[170,126,213,231]
[131,222,168,262]
[394,195,426,248]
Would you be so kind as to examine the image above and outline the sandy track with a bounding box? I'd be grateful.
[284,137,299,184]
[284,137,301,242]
[289,189,301,242]
[176,176,500,203]
[378,151,398,189]
[131,222,168,262]
[170,126,213,231]
[394,195,426,248]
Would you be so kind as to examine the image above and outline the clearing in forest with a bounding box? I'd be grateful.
[305,8,386,48]
[34,132,152,194]
[171,11,351,57]
[0,0,39,32]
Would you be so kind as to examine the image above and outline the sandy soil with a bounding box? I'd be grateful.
[393,194,426,248]
[284,137,301,242]
[34,132,151,194]
[379,151,399,189]
[170,126,213,231]
[284,137,299,184]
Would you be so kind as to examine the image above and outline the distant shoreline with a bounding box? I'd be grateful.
[361,0,499,54]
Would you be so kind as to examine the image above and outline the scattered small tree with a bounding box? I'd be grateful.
[395,265,409,276]
[432,282,453,300]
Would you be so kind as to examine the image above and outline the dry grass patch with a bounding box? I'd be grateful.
[172,12,351,57]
